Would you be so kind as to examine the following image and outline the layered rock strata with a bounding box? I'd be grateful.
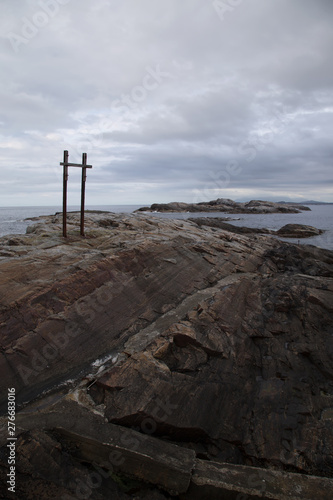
[0,212,332,498]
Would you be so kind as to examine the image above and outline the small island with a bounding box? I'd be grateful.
[136,198,311,214]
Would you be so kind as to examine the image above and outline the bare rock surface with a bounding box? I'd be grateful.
[276,223,324,238]
[0,211,333,498]
[137,198,311,214]
[190,218,324,239]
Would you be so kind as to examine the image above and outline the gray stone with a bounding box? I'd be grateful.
[185,460,333,500]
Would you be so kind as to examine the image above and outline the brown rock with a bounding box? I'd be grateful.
[0,210,332,498]
[277,223,324,238]
[94,271,333,477]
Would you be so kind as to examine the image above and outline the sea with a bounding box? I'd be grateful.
[0,204,332,251]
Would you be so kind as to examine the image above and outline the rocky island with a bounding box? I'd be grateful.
[0,211,332,499]
[136,198,312,214]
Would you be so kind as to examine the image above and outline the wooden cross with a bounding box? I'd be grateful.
[60,150,93,237]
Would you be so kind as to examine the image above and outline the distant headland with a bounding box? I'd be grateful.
[136,198,312,214]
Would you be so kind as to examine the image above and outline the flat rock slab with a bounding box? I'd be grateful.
[56,426,196,495]
[2,399,333,498]
[8,398,196,495]
[123,272,256,355]
[185,460,333,500]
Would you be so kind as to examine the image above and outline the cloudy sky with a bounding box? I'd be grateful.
[1,0,333,207]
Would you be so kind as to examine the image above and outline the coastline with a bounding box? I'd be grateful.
[1,203,332,250]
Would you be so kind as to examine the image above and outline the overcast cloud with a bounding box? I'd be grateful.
[0,0,333,206]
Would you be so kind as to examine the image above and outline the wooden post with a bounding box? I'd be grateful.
[60,150,92,238]
[62,150,69,238]
[80,152,87,236]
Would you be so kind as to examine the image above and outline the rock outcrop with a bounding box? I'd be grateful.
[276,223,324,238]
[0,211,332,498]
[190,218,324,238]
[137,198,311,214]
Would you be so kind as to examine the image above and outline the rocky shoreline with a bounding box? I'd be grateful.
[189,218,324,238]
[0,211,332,498]
[136,198,312,214]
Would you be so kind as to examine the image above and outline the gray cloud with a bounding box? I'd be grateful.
[0,0,332,206]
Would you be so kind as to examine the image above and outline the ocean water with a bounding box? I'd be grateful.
[0,204,332,250]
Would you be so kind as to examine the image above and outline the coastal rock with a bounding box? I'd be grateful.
[190,218,324,239]
[92,271,333,477]
[189,217,270,234]
[0,212,272,409]
[277,223,324,238]
[2,399,332,499]
[0,211,332,498]
[137,198,311,214]
[243,199,311,212]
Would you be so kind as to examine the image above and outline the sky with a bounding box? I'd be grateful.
[0,0,333,207]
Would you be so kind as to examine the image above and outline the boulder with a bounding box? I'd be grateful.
[277,223,324,238]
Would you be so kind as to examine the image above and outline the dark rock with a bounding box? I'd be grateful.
[277,223,324,238]
[185,459,333,500]
[189,217,270,234]
[94,270,333,477]
[0,428,131,499]
[0,211,332,498]
[55,425,196,495]
[4,399,333,499]
[190,218,324,240]
[136,198,310,214]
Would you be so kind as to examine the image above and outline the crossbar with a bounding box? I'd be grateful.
[60,162,92,168]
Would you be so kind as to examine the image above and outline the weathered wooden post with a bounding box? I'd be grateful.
[80,152,87,236]
[62,150,69,238]
[60,150,92,238]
